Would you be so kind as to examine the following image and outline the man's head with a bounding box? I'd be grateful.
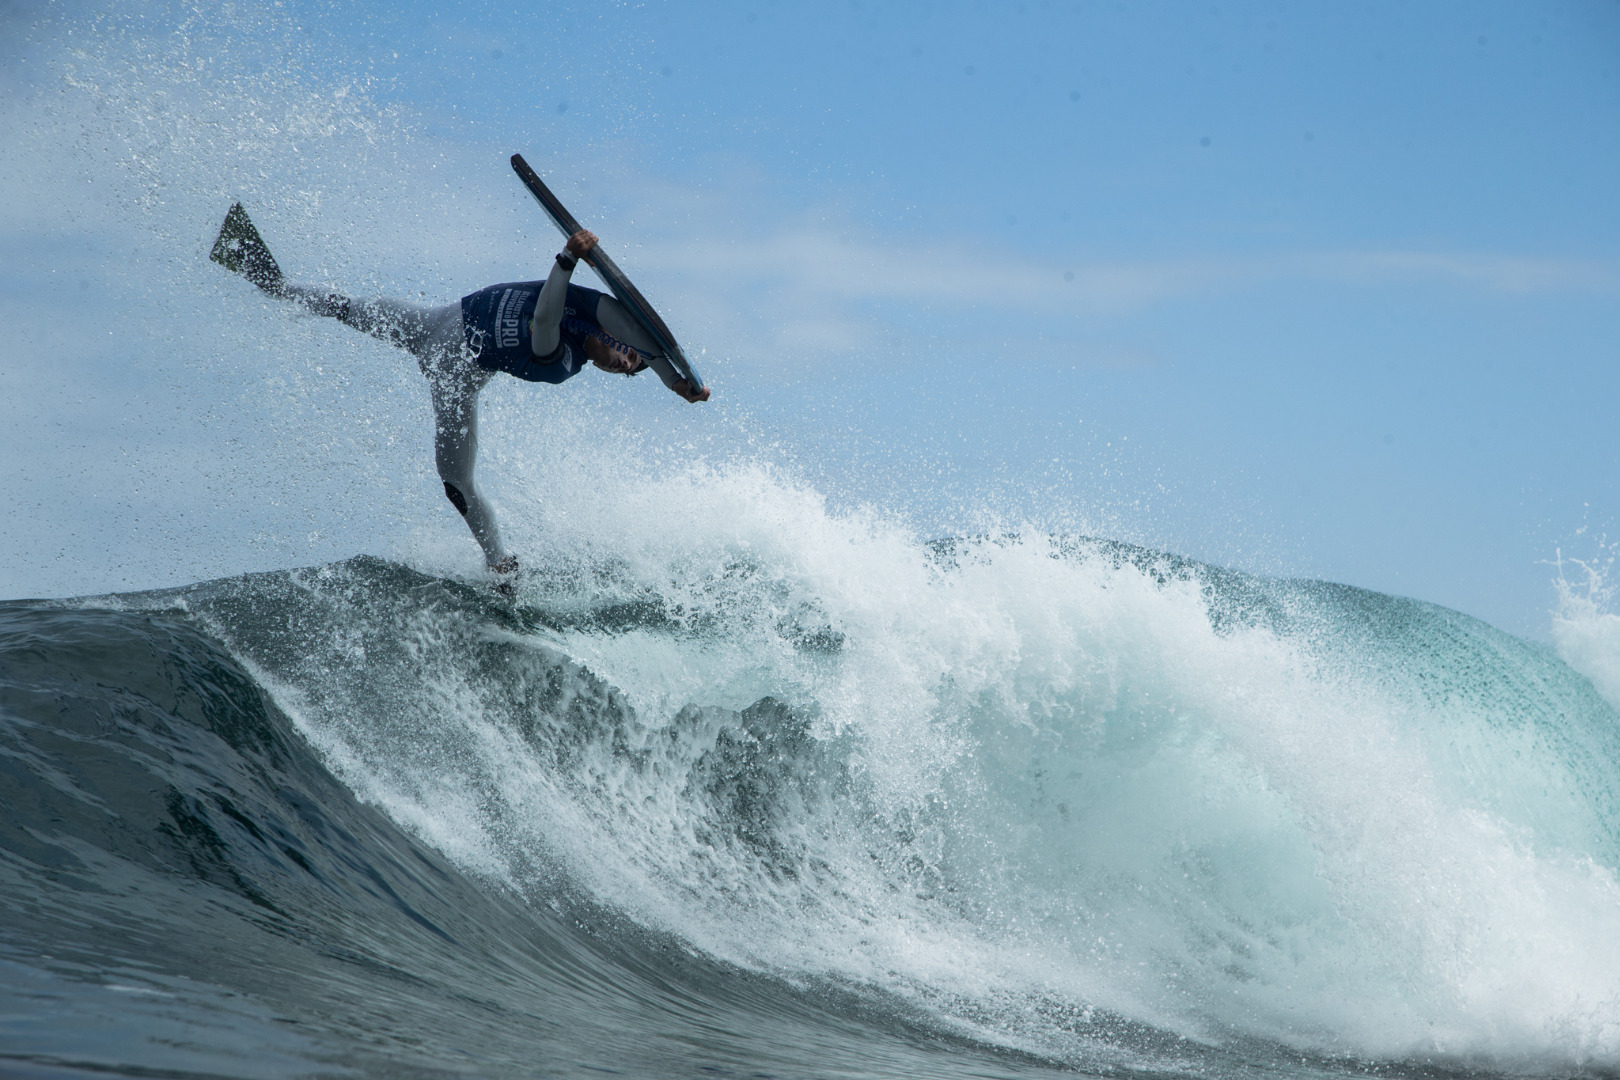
[582,330,646,375]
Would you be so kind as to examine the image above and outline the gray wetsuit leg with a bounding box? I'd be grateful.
[280,284,508,568]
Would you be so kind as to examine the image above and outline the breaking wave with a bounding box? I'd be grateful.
[6,503,1620,1076]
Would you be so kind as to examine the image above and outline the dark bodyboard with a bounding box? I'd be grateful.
[509,154,704,392]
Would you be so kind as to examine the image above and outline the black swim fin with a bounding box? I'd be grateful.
[210,202,283,292]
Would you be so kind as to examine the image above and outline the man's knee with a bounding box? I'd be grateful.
[282,283,352,321]
[443,481,470,516]
[312,292,352,321]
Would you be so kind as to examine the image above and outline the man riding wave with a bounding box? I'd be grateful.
[211,204,708,578]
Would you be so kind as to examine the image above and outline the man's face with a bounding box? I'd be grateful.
[583,332,644,375]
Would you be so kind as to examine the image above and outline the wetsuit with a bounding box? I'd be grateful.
[278,253,686,569]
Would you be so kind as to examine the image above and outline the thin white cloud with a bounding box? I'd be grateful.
[640,228,1620,320]
[1299,251,1620,294]
[611,206,1620,372]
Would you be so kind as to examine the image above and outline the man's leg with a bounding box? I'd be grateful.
[277,284,440,354]
[274,279,512,570]
[283,285,510,569]
[217,209,436,355]
[428,365,510,570]
[218,206,516,571]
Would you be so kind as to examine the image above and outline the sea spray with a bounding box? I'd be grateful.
[1553,546,1620,712]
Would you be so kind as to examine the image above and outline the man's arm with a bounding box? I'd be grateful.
[593,295,710,402]
[530,229,597,359]
[537,229,710,402]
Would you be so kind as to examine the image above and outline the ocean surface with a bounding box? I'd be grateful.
[5,540,1620,1078]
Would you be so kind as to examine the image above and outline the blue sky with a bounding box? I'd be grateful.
[2,0,1617,638]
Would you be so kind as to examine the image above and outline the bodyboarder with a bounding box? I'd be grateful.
[210,203,709,579]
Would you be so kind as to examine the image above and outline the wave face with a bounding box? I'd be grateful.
[5,533,1620,1078]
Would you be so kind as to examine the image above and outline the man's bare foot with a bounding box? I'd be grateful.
[490,555,519,597]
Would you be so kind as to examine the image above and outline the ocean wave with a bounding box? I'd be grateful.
[6,532,1619,1076]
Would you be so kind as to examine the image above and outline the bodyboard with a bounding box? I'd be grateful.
[509,154,704,392]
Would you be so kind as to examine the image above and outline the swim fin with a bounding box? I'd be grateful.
[210,202,283,292]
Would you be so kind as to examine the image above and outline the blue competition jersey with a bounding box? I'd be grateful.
[460,281,606,384]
